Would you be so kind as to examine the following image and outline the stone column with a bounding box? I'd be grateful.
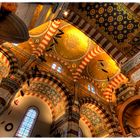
[109,104,123,137]
[50,97,80,137]
[66,99,80,137]
[50,83,81,137]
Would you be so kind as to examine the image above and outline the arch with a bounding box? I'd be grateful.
[79,97,118,136]
[20,71,71,120]
[0,45,18,75]
[60,8,127,65]
[80,116,95,137]
[15,106,39,137]
[23,92,55,121]
[118,95,140,136]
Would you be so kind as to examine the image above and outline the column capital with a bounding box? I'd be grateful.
[116,82,136,104]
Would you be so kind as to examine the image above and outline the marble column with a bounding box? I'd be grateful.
[50,100,80,137]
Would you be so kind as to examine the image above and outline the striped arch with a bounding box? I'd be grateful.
[24,92,56,121]
[72,45,103,81]
[118,95,140,136]
[103,73,128,102]
[80,116,95,137]
[0,46,18,75]
[29,20,61,58]
[20,71,71,120]
[79,97,119,136]
[61,9,128,65]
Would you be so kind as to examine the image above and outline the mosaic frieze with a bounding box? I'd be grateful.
[30,82,61,106]
[81,106,109,136]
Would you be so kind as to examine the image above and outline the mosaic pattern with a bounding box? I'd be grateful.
[81,107,101,126]
[63,7,127,65]
[30,82,61,106]
[21,71,71,108]
[81,106,108,136]
[79,97,119,135]
[78,3,139,43]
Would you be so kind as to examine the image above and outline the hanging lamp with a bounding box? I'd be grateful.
[0,3,29,43]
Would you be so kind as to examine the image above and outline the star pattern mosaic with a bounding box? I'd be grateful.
[78,3,139,43]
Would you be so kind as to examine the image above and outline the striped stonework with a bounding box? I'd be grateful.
[80,116,95,137]
[124,3,140,17]
[79,97,119,136]
[72,46,103,81]
[20,71,71,120]
[29,20,61,58]
[62,10,128,65]
[51,96,80,137]
[0,46,18,75]
[103,73,128,102]
[25,92,55,120]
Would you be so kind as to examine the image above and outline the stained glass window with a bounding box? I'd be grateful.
[15,107,38,137]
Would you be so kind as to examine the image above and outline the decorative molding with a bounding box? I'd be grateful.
[122,51,140,74]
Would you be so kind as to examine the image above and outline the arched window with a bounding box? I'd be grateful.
[51,63,62,73]
[15,107,38,137]
[88,84,95,94]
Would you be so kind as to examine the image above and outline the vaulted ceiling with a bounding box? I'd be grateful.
[66,3,140,59]
[9,19,124,100]
[1,2,139,102]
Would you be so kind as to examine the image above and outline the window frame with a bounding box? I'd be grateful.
[88,84,95,94]
[51,62,62,73]
[15,106,39,137]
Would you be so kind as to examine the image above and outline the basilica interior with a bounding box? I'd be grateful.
[0,2,140,137]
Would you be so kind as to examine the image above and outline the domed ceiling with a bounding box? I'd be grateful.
[14,19,124,99]
[54,24,90,61]
[47,20,120,78]
[86,52,120,81]
[46,20,121,95]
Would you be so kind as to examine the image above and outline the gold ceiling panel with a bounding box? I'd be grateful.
[54,22,91,61]
[86,52,120,81]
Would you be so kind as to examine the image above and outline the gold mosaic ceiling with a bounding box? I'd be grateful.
[55,24,90,61]
[15,20,122,97]
[50,21,120,81]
